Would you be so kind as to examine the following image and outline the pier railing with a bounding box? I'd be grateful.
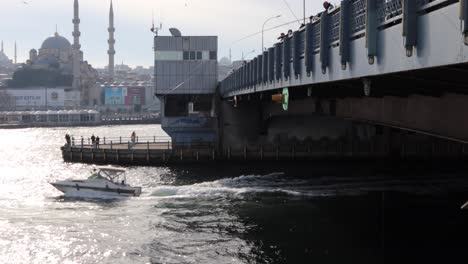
[62,135,468,165]
[75,136,170,145]
[68,136,219,151]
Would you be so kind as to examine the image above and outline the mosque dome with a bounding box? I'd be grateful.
[40,32,71,50]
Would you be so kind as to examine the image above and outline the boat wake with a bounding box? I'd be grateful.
[148,172,302,199]
[145,173,468,200]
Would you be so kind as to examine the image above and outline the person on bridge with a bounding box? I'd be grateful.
[91,134,96,146]
[277,32,286,41]
[318,1,334,18]
[96,136,100,148]
[323,1,334,10]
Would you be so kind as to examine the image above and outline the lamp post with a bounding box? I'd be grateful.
[242,49,256,61]
[262,14,281,53]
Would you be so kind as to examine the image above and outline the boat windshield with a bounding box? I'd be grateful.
[87,171,107,180]
[87,167,126,182]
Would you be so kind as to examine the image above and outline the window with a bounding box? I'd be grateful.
[190,51,196,60]
[209,51,217,60]
[155,51,183,60]
[197,51,202,60]
[183,51,189,60]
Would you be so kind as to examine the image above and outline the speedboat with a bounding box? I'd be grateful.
[50,166,142,198]
[462,201,468,210]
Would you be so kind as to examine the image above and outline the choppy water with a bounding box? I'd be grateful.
[1,125,468,264]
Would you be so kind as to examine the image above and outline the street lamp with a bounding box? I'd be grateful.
[242,49,256,60]
[262,14,282,53]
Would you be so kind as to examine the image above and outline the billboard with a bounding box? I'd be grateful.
[104,87,127,105]
[125,87,145,106]
[105,87,145,106]
[5,88,65,108]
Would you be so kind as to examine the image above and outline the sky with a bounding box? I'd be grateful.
[0,0,325,68]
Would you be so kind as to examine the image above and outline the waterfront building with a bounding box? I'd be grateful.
[154,29,218,143]
[0,109,100,126]
[2,0,99,108]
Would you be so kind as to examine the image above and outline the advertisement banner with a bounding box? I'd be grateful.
[104,87,125,105]
[125,87,146,106]
[6,88,65,108]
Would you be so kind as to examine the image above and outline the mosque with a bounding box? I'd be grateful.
[2,0,116,109]
[0,41,14,68]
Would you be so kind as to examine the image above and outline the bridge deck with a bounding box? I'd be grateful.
[220,0,467,97]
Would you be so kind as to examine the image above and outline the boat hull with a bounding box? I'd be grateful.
[51,182,142,198]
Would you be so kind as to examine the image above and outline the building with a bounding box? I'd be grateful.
[1,0,118,108]
[154,28,218,143]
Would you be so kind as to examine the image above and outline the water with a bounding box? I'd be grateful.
[1,125,468,264]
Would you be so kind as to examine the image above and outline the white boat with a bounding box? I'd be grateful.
[462,201,468,210]
[51,166,142,198]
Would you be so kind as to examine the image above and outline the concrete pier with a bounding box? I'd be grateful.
[61,136,468,166]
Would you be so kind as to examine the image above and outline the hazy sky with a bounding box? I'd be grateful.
[0,0,325,68]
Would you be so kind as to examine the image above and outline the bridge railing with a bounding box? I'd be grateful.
[220,0,458,97]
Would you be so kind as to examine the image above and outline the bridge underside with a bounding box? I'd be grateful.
[219,1,468,146]
[219,63,468,160]
[251,63,468,143]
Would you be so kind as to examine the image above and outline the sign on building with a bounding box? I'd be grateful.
[104,87,127,105]
[105,87,145,106]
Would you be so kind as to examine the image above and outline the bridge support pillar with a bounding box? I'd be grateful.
[219,99,262,151]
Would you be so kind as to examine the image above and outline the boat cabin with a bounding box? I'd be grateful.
[89,166,127,185]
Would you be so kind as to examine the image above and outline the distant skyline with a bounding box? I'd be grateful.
[0,0,325,67]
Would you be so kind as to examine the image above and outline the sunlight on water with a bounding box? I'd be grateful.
[0,125,467,263]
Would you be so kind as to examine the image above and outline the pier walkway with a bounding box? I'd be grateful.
[62,135,468,166]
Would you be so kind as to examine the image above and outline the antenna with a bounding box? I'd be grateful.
[150,10,163,36]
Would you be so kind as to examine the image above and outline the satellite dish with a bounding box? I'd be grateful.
[169,28,182,37]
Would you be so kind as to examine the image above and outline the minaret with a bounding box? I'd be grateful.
[72,0,81,90]
[14,41,17,64]
[1,41,3,53]
[108,0,116,81]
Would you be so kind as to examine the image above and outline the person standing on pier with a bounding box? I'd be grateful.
[91,134,96,147]
[131,131,136,147]
[96,136,100,148]
[65,134,71,146]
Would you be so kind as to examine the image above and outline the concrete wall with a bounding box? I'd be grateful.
[219,97,377,149]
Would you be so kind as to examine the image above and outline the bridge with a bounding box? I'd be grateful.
[219,0,468,147]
